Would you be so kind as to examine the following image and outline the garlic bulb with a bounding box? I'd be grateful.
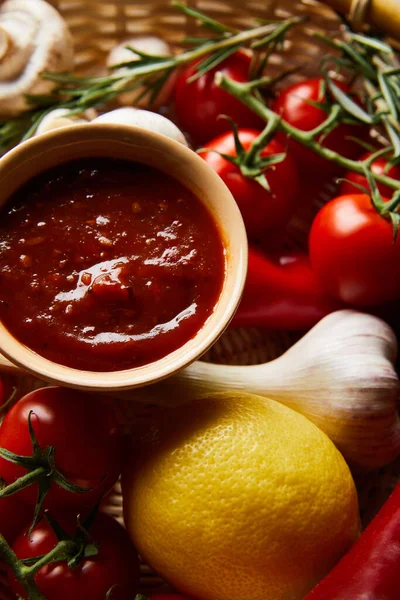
[106,35,176,109]
[119,310,400,470]
[0,0,74,116]
[92,108,189,146]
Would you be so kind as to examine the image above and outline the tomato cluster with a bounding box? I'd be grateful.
[173,53,400,324]
[0,386,139,600]
[1,39,400,600]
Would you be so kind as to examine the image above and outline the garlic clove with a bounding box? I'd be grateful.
[106,35,177,109]
[34,108,90,137]
[92,108,189,147]
[0,0,74,116]
[115,310,400,470]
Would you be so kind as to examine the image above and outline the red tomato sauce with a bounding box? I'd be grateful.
[0,159,225,371]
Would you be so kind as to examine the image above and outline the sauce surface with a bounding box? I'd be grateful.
[0,159,225,371]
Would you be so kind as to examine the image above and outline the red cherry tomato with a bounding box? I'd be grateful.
[0,387,123,515]
[340,152,400,198]
[10,512,139,600]
[273,78,367,172]
[201,130,299,240]
[0,495,28,544]
[309,193,400,306]
[175,51,263,144]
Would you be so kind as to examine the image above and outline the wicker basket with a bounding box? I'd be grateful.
[1,0,400,597]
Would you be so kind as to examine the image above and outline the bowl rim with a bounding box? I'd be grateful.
[0,123,248,391]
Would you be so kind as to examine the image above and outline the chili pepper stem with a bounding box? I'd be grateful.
[216,74,400,192]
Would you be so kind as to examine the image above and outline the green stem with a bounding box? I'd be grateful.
[26,541,75,577]
[303,104,342,140]
[217,74,400,192]
[243,115,280,166]
[0,467,46,497]
[60,18,302,94]
[0,534,46,600]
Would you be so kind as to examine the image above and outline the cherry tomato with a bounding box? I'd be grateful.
[0,387,123,515]
[201,130,299,240]
[309,193,400,306]
[175,51,263,144]
[0,495,28,544]
[273,78,367,172]
[10,512,139,600]
[340,152,400,198]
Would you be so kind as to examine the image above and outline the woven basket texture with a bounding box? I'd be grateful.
[0,0,399,597]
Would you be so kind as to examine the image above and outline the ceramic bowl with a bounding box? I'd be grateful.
[0,124,247,391]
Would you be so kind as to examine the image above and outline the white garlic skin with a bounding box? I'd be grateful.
[115,309,400,471]
[106,36,177,109]
[92,108,189,146]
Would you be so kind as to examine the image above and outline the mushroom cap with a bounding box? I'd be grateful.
[34,108,90,137]
[92,107,189,146]
[0,0,74,117]
[106,36,176,109]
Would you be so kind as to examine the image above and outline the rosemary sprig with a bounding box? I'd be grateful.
[316,29,400,159]
[0,3,302,151]
[216,75,400,196]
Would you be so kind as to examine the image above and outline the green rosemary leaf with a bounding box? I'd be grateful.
[172,1,238,34]
[384,118,400,158]
[326,78,374,124]
[42,72,110,85]
[148,70,173,105]
[345,136,380,153]
[386,67,400,77]
[313,32,341,51]
[378,72,398,120]
[124,46,168,61]
[180,36,219,46]
[349,33,393,54]
[24,94,58,108]
[189,45,241,81]
[337,41,377,80]
[251,23,288,49]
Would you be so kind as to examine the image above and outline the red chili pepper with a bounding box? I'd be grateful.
[231,246,342,330]
[304,483,400,600]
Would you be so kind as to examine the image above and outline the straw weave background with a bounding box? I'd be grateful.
[1,0,399,595]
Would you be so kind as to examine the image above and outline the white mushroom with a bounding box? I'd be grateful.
[33,108,94,137]
[0,0,74,116]
[106,35,177,109]
[92,107,189,146]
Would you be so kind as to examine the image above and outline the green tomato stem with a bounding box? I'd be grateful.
[242,115,280,167]
[304,104,342,140]
[217,74,400,192]
[0,533,46,600]
[25,541,76,577]
[0,467,46,497]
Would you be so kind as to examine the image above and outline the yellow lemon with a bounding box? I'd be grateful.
[122,392,359,600]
